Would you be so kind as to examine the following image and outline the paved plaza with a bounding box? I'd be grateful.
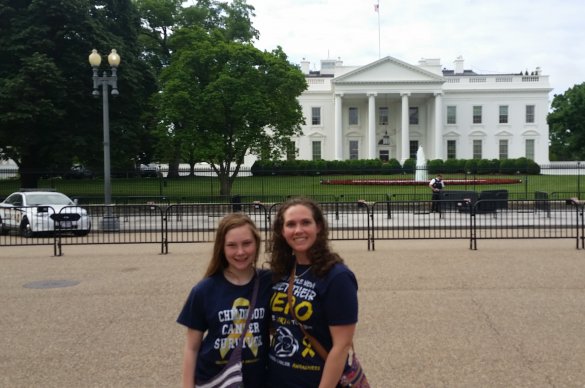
[1,239,585,387]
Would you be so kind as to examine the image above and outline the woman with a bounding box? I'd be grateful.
[177,213,272,387]
[268,197,359,387]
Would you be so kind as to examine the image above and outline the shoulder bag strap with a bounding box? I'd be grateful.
[230,270,261,361]
[287,266,329,361]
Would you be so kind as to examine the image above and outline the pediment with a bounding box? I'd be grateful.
[333,56,444,85]
[495,130,514,137]
[469,130,487,137]
[521,129,540,137]
[308,131,325,138]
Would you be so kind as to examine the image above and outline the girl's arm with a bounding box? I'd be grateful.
[182,328,204,388]
[318,324,356,388]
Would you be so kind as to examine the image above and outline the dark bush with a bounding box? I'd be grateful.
[402,158,415,174]
[427,159,444,175]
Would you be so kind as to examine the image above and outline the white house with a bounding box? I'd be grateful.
[292,55,551,165]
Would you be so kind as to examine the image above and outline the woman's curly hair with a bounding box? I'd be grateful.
[268,197,343,280]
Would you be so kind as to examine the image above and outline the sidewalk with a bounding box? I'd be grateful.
[1,240,585,387]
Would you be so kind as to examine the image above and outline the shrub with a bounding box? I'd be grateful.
[500,159,517,174]
[465,159,479,174]
[427,159,444,175]
[477,159,493,174]
[402,158,415,174]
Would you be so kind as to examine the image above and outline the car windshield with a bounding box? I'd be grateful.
[25,193,74,206]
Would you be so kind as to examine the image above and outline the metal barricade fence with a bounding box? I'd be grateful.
[370,200,472,251]
[470,199,583,250]
[2,200,584,255]
[163,203,270,254]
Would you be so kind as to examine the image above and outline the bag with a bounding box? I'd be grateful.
[287,266,370,388]
[195,352,243,388]
[196,271,260,388]
[339,351,369,388]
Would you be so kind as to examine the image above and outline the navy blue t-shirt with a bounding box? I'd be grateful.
[177,269,272,387]
[268,263,358,387]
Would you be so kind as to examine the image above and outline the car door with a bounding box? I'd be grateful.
[0,193,25,229]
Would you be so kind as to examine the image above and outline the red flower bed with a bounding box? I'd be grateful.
[320,178,522,186]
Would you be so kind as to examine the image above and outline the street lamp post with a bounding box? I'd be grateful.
[89,49,120,231]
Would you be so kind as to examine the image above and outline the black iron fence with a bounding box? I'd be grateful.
[1,164,584,205]
[2,199,583,255]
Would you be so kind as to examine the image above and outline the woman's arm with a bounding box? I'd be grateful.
[318,324,356,388]
[182,328,204,388]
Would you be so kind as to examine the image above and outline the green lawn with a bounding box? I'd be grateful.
[1,172,582,203]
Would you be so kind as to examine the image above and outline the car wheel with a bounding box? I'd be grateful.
[19,219,33,238]
[0,217,8,235]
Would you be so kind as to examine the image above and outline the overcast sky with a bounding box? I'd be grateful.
[246,0,584,98]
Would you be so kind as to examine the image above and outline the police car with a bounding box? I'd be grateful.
[0,190,91,237]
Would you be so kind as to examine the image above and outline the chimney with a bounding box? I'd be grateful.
[454,56,464,74]
[300,58,310,74]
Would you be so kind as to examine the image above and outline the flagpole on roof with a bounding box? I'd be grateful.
[377,0,381,58]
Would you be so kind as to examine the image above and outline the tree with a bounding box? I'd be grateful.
[135,0,259,177]
[158,27,307,195]
[548,82,585,161]
[0,0,157,187]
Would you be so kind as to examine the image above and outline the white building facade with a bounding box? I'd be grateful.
[292,56,551,165]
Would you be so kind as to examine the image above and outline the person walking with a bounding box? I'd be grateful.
[177,213,272,388]
[267,197,360,387]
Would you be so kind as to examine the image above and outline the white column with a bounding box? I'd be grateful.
[334,93,343,160]
[368,92,377,159]
[401,92,410,164]
[434,92,443,160]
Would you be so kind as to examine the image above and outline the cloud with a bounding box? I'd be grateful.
[248,0,584,95]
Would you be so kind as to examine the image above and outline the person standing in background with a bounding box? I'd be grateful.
[429,174,445,213]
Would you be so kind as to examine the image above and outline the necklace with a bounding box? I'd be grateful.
[296,265,312,278]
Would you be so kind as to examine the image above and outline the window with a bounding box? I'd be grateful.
[409,107,419,125]
[286,141,296,161]
[349,140,359,160]
[349,107,358,125]
[379,150,389,162]
[526,105,535,123]
[312,141,322,160]
[311,107,321,125]
[499,105,509,124]
[473,106,482,124]
[499,139,509,159]
[378,107,389,125]
[447,106,456,124]
[409,140,419,159]
[525,139,535,160]
[447,140,457,160]
[473,139,483,159]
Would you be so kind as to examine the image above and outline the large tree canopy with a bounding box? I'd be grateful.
[548,82,585,161]
[135,0,259,176]
[0,0,156,187]
[157,27,307,195]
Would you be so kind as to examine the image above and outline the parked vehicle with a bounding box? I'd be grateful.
[139,163,161,178]
[64,165,94,179]
[0,190,91,237]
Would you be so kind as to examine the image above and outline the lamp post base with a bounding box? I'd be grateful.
[100,215,120,231]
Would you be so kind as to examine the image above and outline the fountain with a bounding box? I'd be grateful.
[415,146,427,182]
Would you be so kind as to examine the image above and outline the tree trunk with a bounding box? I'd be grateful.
[219,173,233,197]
